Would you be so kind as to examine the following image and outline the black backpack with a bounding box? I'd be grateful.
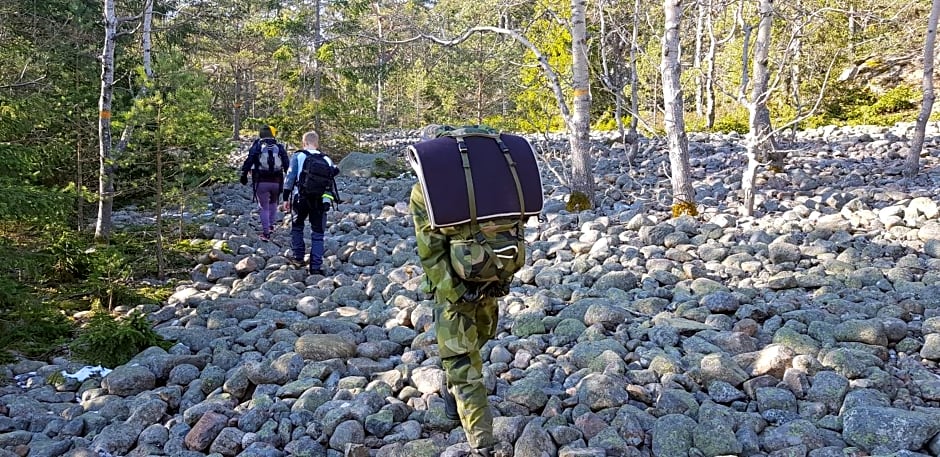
[298,151,335,202]
[254,141,284,178]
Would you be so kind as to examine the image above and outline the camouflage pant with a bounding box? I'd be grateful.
[437,296,498,449]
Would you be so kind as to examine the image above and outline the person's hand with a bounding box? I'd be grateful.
[283,201,291,212]
[239,174,248,185]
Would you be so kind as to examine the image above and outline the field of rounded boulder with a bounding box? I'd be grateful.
[3,123,940,457]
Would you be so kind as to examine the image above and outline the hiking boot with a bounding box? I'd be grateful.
[259,233,271,242]
[310,268,325,275]
[471,443,512,457]
[288,257,305,268]
[440,376,459,421]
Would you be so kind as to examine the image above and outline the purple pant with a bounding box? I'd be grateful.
[254,181,281,234]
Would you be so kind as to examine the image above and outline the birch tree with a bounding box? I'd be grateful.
[661,0,697,216]
[740,0,775,217]
[904,0,940,178]
[95,0,119,242]
[95,0,154,242]
[568,0,594,206]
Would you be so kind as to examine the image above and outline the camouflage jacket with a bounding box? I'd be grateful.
[410,183,468,304]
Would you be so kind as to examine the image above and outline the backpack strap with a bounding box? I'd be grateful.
[453,133,527,245]
[455,138,479,227]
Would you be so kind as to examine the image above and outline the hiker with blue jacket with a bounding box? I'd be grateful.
[240,125,289,242]
[282,130,339,275]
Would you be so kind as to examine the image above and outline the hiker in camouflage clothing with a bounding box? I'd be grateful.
[410,182,501,455]
[410,123,519,456]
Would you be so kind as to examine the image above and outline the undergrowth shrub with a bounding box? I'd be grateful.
[816,83,918,126]
[47,231,95,282]
[69,310,170,368]
[372,156,408,179]
[711,108,750,134]
[0,303,73,363]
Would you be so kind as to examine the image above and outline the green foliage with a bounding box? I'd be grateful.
[0,176,74,224]
[810,83,919,127]
[371,156,408,179]
[47,231,95,282]
[114,51,230,207]
[865,85,918,115]
[711,108,750,134]
[83,246,133,311]
[0,217,203,361]
[592,111,620,131]
[0,303,73,362]
[69,310,170,368]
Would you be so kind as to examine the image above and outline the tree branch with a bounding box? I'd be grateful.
[0,58,47,89]
[0,75,47,90]
[378,26,573,132]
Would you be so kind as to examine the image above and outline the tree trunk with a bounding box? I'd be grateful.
[375,2,386,128]
[705,0,740,130]
[628,0,641,161]
[694,1,705,117]
[596,0,631,164]
[705,6,718,129]
[155,105,165,280]
[788,36,802,141]
[568,0,594,207]
[906,0,940,177]
[662,0,696,216]
[476,37,485,125]
[76,134,84,231]
[742,0,775,216]
[95,0,118,243]
[753,0,778,167]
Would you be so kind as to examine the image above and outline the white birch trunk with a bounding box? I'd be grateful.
[742,0,774,216]
[95,0,118,242]
[906,0,940,177]
[661,0,696,214]
[569,0,594,206]
[374,2,385,128]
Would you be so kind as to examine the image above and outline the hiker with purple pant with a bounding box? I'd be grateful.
[240,125,289,241]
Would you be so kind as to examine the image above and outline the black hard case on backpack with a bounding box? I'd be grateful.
[407,134,544,228]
